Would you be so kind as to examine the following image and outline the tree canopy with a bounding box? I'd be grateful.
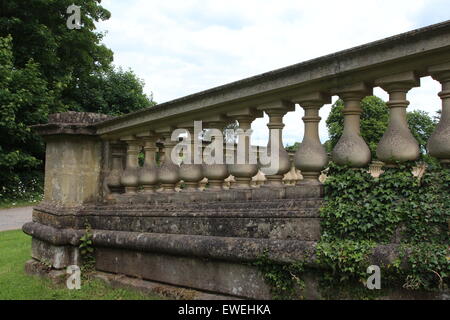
[0,1,155,202]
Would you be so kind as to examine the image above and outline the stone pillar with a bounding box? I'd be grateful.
[428,62,450,165]
[120,136,141,194]
[29,112,111,269]
[157,128,180,192]
[227,108,263,189]
[202,118,229,190]
[375,72,420,165]
[32,112,111,206]
[258,101,294,187]
[137,132,159,193]
[178,125,203,191]
[293,92,331,183]
[332,83,372,167]
[106,140,126,198]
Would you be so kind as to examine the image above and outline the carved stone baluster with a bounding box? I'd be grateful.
[332,83,372,167]
[120,136,141,194]
[428,63,450,166]
[156,128,180,192]
[375,72,420,164]
[257,101,294,187]
[292,92,331,184]
[178,123,203,192]
[106,140,126,198]
[226,108,263,189]
[137,132,158,193]
[202,116,229,190]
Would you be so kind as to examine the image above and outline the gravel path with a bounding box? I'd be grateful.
[0,206,33,231]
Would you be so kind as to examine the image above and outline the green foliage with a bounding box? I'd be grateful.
[315,240,383,299]
[321,162,416,242]
[256,162,449,298]
[0,2,155,202]
[401,165,450,244]
[69,66,156,116]
[253,252,305,300]
[321,162,449,245]
[407,110,437,153]
[0,170,44,206]
[316,240,376,282]
[285,142,300,153]
[0,0,154,112]
[0,35,50,202]
[79,223,95,275]
[319,162,450,292]
[0,0,113,110]
[399,243,449,291]
[325,96,437,157]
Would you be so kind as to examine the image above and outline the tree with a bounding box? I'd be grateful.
[70,67,156,116]
[0,0,155,114]
[0,36,52,201]
[0,1,155,201]
[407,110,437,153]
[0,0,113,112]
[325,96,437,158]
[285,142,300,153]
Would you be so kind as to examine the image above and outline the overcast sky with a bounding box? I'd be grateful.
[98,0,448,146]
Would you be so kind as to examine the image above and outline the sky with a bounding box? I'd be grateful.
[97,0,449,146]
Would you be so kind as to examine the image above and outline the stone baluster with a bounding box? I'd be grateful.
[120,136,141,194]
[156,128,180,192]
[202,116,229,190]
[332,83,372,167]
[257,100,294,187]
[428,62,450,165]
[136,132,159,193]
[375,72,420,165]
[156,139,164,166]
[178,123,203,191]
[106,140,126,198]
[293,92,331,183]
[226,108,263,188]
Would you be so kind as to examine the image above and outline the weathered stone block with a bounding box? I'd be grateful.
[31,238,79,269]
[95,247,272,299]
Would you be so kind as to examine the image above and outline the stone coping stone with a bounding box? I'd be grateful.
[32,112,114,136]
[23,221,414,267]
[112,185,323,205]
[32,204,322,241]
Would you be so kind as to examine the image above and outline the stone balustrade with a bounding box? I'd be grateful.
[97,68,449,198]
[88,22,450,197]
[27,21,450,299]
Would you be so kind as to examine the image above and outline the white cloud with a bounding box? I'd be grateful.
[98,0,443,145]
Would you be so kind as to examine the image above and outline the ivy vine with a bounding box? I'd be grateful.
[255,161,450,299]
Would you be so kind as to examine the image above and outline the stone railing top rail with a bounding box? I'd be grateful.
[32,112,115,137]
[48,112,114,125]
[95,20,450,138]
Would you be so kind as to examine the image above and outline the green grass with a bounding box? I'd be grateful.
[0,200,37,209]
[0,194,42,209]
[0,230,162,300]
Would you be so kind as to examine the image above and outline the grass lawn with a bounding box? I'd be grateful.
[0,230,162,300]
[0,194,43,209]
[0,200,38,210]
